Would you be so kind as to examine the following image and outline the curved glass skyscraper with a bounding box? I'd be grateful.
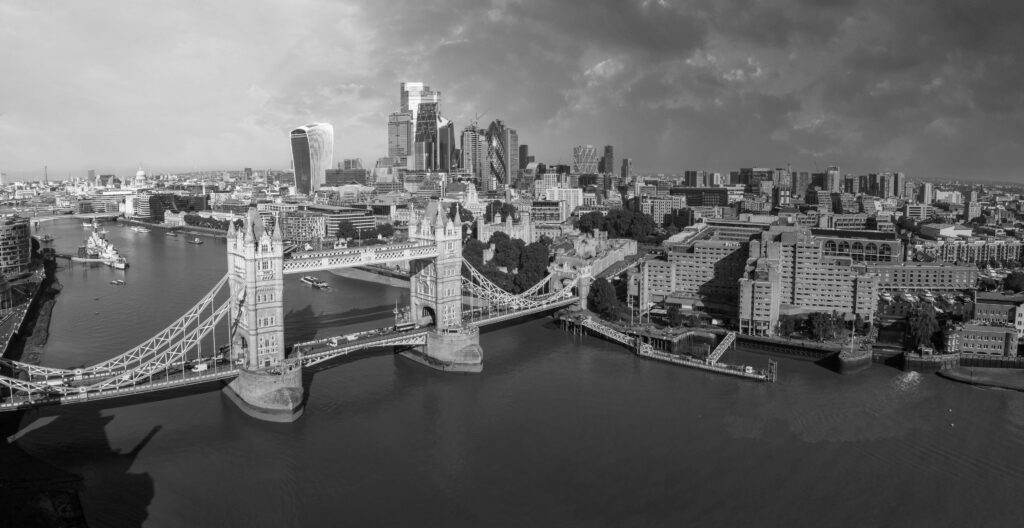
[291,123,334,195]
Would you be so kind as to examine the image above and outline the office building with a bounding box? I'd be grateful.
[290,123,334,195]
[602,145,615,177]
[572,145,599,174]
[485,120,518,189]
[519,145,529,170]
[0,215,32,277]
[621,158,634,181]
[461,126,488,181]
[387,112,413,163]
[669,187,729,207]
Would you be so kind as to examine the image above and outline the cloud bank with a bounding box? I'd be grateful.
[2,0,1022,181]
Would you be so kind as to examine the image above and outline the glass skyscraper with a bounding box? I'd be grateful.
[290,123,334,195]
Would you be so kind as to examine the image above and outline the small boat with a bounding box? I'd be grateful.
[165,231,178,237]
[40,234,54,243]
[300,276,329,289]
[110,279,125,286]
[186,237,203,245]
[109,257,129,270]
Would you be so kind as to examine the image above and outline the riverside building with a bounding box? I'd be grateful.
[0,215,31,277]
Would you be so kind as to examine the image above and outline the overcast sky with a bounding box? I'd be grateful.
[2,0,1022,182]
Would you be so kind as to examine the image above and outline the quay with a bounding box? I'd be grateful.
[559,312,777,382]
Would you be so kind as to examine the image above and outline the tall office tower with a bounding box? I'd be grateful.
[621,158,634,180]
[825,165,842,193]
[904,181,915,200]
[290,123,334,195]
[388,112,413,162]
[399,82,441,169]
[485,119,518,190]
[710,172,725,187]
[773,168,791,193]
[572,145,599,174]
[461,126,487,180]
[791,171,811,196]
[894,172,906,197]
[413,102,455,172]
[843,174,860,194]
[519,145,530,170]
[879,172,895,198]
[602,145,615,176]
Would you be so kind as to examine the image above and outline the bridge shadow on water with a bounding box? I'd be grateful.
[0,406,158,528]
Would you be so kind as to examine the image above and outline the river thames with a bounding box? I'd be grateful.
[9,219,1024,527]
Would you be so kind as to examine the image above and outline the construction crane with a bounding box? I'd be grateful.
[469,111,487,128]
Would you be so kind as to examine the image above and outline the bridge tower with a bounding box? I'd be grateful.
[404,201,483,372]
[223,208,304,422]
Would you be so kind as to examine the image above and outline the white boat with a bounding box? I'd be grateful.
[300,276,329,289]
[186,237,203,245]
[130,225,151,233]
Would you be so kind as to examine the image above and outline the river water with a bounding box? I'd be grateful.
[10,218,1024,527]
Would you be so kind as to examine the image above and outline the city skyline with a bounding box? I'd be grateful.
[3,0,1024,182]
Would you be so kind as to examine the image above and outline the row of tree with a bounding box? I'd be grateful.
[575,208,657,240]
[776,312,870,341]
[182,214,242,231]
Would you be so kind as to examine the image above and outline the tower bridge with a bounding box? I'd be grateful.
[0,201,586,421]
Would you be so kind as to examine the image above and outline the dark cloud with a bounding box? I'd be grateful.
[1,0,1022,181]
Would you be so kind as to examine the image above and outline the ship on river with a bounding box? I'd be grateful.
[73,231,129,269]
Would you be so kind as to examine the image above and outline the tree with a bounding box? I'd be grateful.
[1005,271,1024,293]
[808,312,832,341]
[588,277,619,318]
[778,315,798,336]
[377,223,395,238]
[906,306,940,350]
[492,237,524,270]
[513,242,550,292]
[462,239,488,270]
[576,211,604,234]
[336,220,357,240]
[667,305,683,327]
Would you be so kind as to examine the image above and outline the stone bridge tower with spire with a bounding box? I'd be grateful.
[223,208,304,422]
[408,201,463,329]
[403,200,483,372]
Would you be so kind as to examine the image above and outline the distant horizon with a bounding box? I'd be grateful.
[4,166,1022,189]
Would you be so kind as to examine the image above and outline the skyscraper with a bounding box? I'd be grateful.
[921,183,937,204]
[485,119,518,190]
[388,112,413,161]
[399,82,441,170]
[621,158,633,180]
[825,165,842,193]
[572,145,599,174]
[519,145,529,170]
[290,123,334,195]
[461,126,487,181]
[602,145,615,176]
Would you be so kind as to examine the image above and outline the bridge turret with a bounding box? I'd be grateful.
[224,207,303,422]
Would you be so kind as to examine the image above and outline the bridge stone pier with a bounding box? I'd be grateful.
[224,209,304,422]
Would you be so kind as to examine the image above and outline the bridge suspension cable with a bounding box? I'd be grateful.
[0,274,229,380]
